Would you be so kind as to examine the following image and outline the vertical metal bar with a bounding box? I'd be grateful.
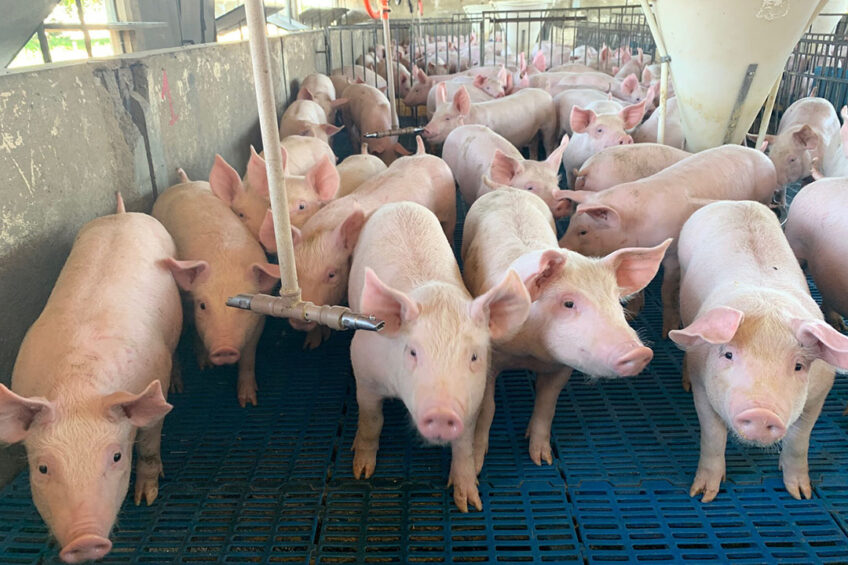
[36,25,52,63]
[75,0,93,57]
[244,0,299,301]
[382,12,399,127]
[755,77,782,148]
[479,18,485,67]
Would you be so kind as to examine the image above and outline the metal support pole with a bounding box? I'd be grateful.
[381,9,399,127]
[75,0,93,57]
[36,25,52,63]
[755,77,781,149]
[639,0,669,145]
[244,0,300,304]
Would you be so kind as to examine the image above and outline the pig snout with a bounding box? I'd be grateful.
[612,342,653,376]
[60,535,112,564]
[209,346,241,365]
[618,134,634,145]
[417,406,464,442]
[733,408,786,444]
[289,318,317,332]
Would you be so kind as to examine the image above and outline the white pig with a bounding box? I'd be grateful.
[442,124,569,217]
[670,200,848,502]
[0,205,181,563]
[298,72,348,122]
[340,82,410,164]
[462,189,670,467]
[632,96,685,149]
[349,202,530,512]
[573,143,690,191]
[153,181,281,407]
[336,143,388,197]
[279,99,343,143]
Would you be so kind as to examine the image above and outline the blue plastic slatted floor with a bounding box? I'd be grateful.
[2,186,848,564]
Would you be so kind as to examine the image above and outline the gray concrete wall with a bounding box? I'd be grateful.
[0,30,325,486]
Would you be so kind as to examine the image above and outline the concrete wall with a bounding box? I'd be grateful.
[0,30,327,485]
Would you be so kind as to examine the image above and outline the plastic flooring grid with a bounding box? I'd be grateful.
[3,194,848,563]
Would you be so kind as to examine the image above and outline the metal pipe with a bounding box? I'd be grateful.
[755,76,781,149]
[639,0,669,145]
[364,126,424,138]
[244,0,300,303]
[228,295,385,332]
[381,8,400,127]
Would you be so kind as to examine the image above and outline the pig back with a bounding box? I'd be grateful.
[462,190,557,295]
[677,201,814,323]
[12,212,182,398]
[349,202,464,310]
[442,125,523,205]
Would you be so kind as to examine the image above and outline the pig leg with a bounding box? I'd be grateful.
[352,383,384,480]
[134,419,165,506]
[526,368,572,465]
[528,136,540,161]
[823,303,848,332]
[661,255,681,338]
[303,326,332,350]
[690,378,727,503]
[779,367,833,500]
[473,370,498,474]
[681,353,691,392]
[169,353,183,394]
[540,119,556,156]
[448,426,483,512]
[194,332,210,370]
[236,329,261,407]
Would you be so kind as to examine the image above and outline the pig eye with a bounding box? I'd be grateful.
[563,300,574,309]
[795,362,803,371]
[579,229,588,236]
[409,348,417,358]
[298,202,307,211]
[471,353,478,362]
[789,157,797,163]
[596,127,604,134]
[38,464,48,475]
[199,302,207,310]
[113,452,122,463]
[526,186,535,192]
[238,212,245,218]
[327,270,336,280]
[724,351,733,360]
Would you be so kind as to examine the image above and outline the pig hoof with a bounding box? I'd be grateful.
[781,460,812,500]
[825,311,848,332]
[526,435,553,466]
[352,451,377,480]
[681,374,691,392]
[448,476,482,513]
[303,327,331,350]
[238,388,258,407]
[169,376,184,394]
[689,469,723,503]
[134,479,160,506]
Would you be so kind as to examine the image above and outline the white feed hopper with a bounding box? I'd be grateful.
[652,1,824,152]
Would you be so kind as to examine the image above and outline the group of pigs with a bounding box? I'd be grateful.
[3,37,848,564]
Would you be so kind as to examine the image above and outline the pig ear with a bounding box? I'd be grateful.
[247,146,271,197]
[436,82,448,105]
[497,66,508,85]
[602,238,672,297]
[103,380,172,428]
[297,87,314,101]
[641,66,653,83]
[490,150,524,184]
[620,99,647,130]
[209,154,243,205]
[481,175,508,191]
[612,66,620,76]
[553,189,594,204]
[331,97,349,108]
[163,258,210,291]
[509,249,567,301]
[360,267,419,335]
[504,73,514,94]
[473,74,486,87]
[469,269,531,342]
[576,204,621,229]
[0,385,55,444]
[792,319,848,369]
[259,209,277,253]
[250,262,281,293]
[334,208,366,252]
[792,125,819,150]
[545,134,569,170]
[621,74,639,96]
[321,124,344,138]
[570,106,596,134]
[416,67,428,84]
[453,87,472,115]
[533,51,546,72]
[416,135,426,155]
[668,307,745,349]
[306,155,340,201]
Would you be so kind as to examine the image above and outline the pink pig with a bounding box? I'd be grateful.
[632,96,686,149]
[153,181,281,407]
[298,73,348,122]
[573,143,690,192]
[462,189,669,468]
[670,200,848,502]
[336,143,388,197]
[278,99,343,143]
[349,202,530,513]
[442,124,569,217]
[425,76,503,118]
[559,145,779,336]
[0,205,181,563]
[785,177,848,331]
[340,82,410,164]
[561,99,647,187]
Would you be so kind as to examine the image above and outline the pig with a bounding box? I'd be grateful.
[279,135,337,175]
[348,201,531,512]
[462,189,669,467]
[330,67,387,95]
[613,47,646,80]
[375,58,413,97]
[573,143,690,192]
[422,86,557,157]
[298,72,348,122]
[278,99,343,143]
[632,96,685,149]
[561,99,647,188]
[555,88,653,137]
[152,181,281,407]
[209,145,339,235]
[425,76,503,118]
[752,97,841,184]
[340,82,410,164]
[442,124,569,217]
[784,177,848,331]
[260,142,456,340]
[336,143,389,197]
[559,144,779,336]
[0,205,181,563]
[669,200,848,502]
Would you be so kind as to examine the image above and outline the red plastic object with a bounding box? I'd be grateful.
[364,0,389,20]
